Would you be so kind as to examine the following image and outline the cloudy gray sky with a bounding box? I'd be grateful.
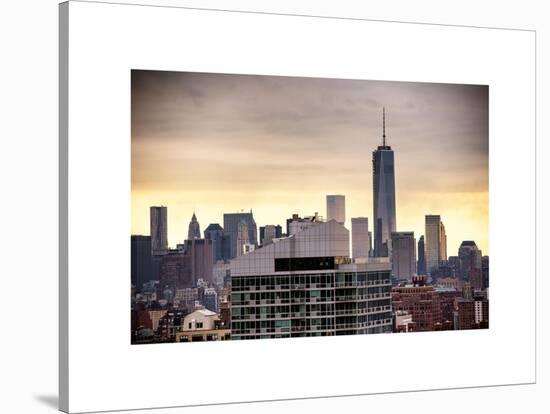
[131,70,488,255]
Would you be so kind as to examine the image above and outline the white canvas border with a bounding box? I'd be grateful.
[60,1,536,412]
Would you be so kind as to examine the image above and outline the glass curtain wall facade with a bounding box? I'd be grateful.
[231,269,392,340]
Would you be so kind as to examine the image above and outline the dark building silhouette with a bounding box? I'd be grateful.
[458,241,483,290]
[417,235,426,275]
[187,213,201,240]
[482,255,489,290]
[455,294,489,330]
[184,238,214,285]
[223,211,257,259]
[204,223,225,262]
[159,251,191,289]
[131,235,153,290]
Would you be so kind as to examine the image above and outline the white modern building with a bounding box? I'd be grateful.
[229,220,393,340]
[176,309,231,343]
[351,217,370,259]
[326,195,345,225]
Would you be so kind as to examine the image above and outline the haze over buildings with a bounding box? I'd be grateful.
[132,71,489,255]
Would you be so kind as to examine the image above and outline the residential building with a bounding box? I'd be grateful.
[394,310,415,333]
[229,220,393,340]
[392,277,442,331]
[175,309,231,342]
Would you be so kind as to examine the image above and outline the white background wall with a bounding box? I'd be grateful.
[0,0,548,413]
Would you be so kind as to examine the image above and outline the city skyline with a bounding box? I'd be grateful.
[132,70,489,256]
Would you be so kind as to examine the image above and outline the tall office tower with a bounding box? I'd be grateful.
[184,238,214,286]
[351,217,370,259]
[150,206,168,255]
[391,232,416,283]
[131,235,153,289]
[417,235,426,275]
[372,108,396,257]
[236,220,249,257]
[187,213,201,240]
[260,225,283,245]
[204,223,225,262]
[326,195,346,225]
[425,215,446,276]
[458,241,483,290]
[229,220,393,340]
[159,250,190,289]
[440,221,447,263]
[223,211,257,259]
[260,224,277,246]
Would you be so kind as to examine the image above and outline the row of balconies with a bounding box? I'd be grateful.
[334,292,391,302]
[234,280,392,292]
[232,293,391,306]
[333,319,392,330]
[231,306,392,321]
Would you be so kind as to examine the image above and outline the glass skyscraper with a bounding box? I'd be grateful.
[150,206,168,255]
[372,108,396,257]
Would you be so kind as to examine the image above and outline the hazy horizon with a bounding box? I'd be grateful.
[131,70,489,256]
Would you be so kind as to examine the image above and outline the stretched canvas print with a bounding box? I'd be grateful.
[60,1,536,412]
[130,71,489,344]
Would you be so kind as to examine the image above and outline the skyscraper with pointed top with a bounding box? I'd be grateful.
[187,212,201,240]
[372,107,396,257]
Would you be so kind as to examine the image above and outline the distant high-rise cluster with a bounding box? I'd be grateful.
[131,107,489,344]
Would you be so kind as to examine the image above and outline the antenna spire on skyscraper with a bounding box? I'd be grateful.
[382,106,386,147]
